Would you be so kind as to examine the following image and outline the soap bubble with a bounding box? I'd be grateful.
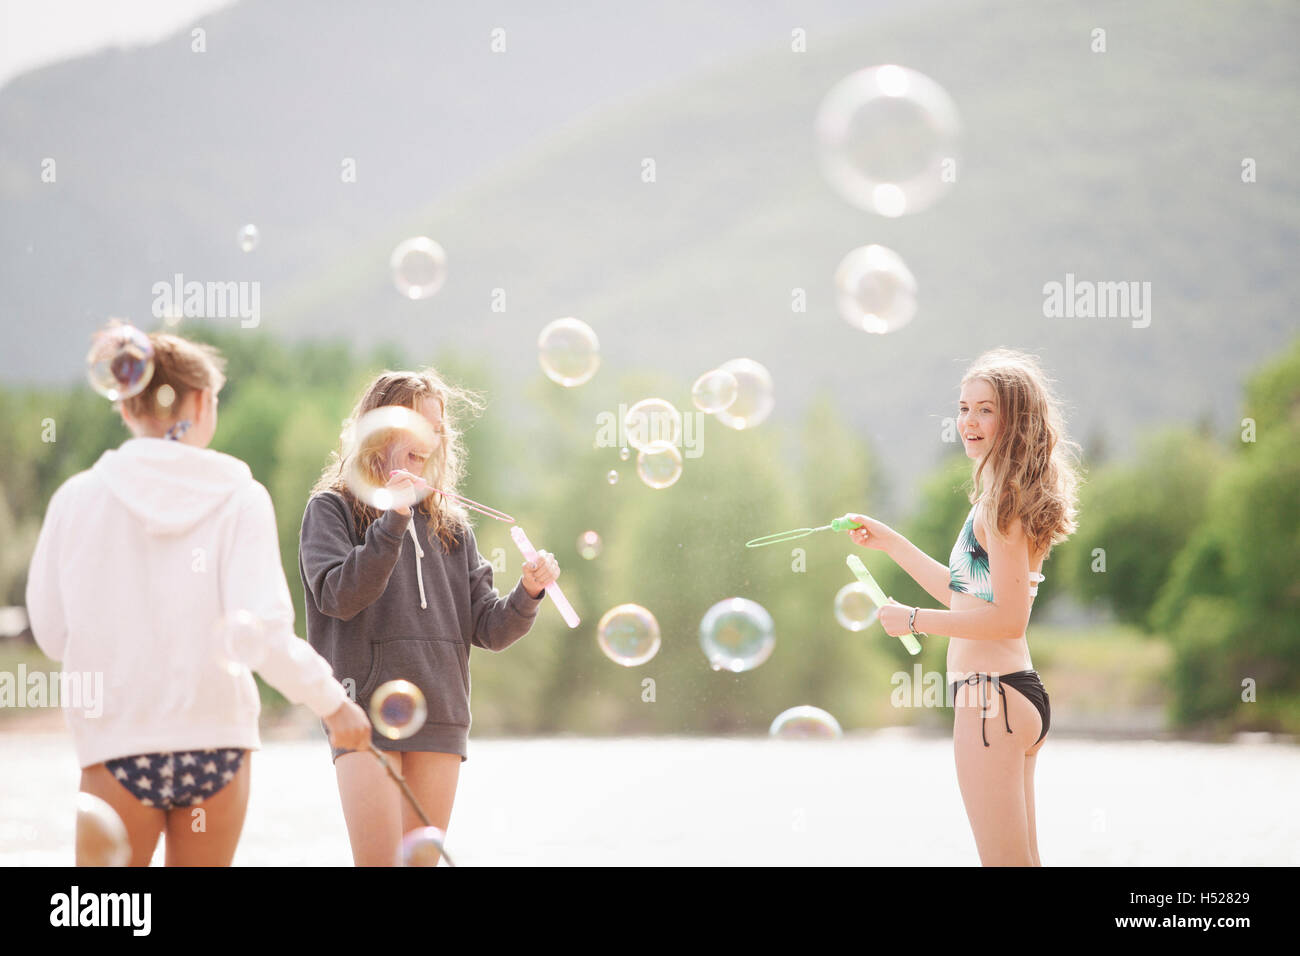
[691,369,739,414]
[769,705,843,740]
[538,317,600,387]
[401,826,455,867]
[597,604,661,666]
[238,224,260,252]
[606,470,619,485]
[623,398,682,452]
[214,610,267,677]
[577,530,602,560]
[76,792,130,867]
[86,323,155,401]
[155,384,176,409]
[619,447,631,461]
[815,64,961,217]
[342,405,440,511]
[370,680,428,740]
[390,237,448,299]
[712,358,774,430]
[834,244,918,334]
[699,597,775,672]
[637,444,683,490]
[834,582,881,632]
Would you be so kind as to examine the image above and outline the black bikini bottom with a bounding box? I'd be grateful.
[950,670,1050,748]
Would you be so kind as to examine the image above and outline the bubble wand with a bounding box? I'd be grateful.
[846,554,923,655]
[365,680,457,865]
[390,471,516,523]
[511,526,580,629]
[389,471,579,628]
[745,515,862,548]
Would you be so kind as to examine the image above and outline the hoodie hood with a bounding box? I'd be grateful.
[93,438,253,535]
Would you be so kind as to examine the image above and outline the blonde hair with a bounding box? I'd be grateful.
[962,349,1082,561]
[310,369,485,550]
[107,321,227,433]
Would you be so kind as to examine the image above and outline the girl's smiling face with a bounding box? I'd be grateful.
[957,378,998,458]
[403,395,444,474]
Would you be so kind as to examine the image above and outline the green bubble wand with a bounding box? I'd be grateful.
[745,515,863,548]
[846,554,923,655]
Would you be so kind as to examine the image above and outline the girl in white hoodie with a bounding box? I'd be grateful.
[26,325,371,866]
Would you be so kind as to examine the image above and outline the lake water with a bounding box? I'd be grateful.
[3,726,1297,866]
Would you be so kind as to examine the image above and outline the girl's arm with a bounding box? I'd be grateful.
[465,526,542,651]
[906,513,1034,641]
[848,513,951,608]
[224,483,348,717]
[25,483,71,661]
[884,536,953,609]
[299,491,409,621]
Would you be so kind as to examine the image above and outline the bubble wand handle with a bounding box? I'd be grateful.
[367,743,431,827]
[510,526,580,629]
[845,554,923,655]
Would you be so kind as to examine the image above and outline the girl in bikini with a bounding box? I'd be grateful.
[847,348,1081,866]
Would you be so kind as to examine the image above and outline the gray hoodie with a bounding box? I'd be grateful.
[298,490,542,760]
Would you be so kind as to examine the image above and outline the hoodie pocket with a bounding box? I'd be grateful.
[363,637,470,727]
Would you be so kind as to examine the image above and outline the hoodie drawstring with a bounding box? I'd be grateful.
[407,521,427,609]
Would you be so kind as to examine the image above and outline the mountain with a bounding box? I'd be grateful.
[2,0,1297,514]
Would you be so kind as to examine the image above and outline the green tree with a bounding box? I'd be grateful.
[1054,428,1222,630]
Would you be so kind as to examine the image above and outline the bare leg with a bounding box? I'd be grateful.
[163,754,251,866]
[334,748,405,866]
[396,752,461,864]
[1023,751,1041,867]
[78,764,164,867]
[953,681,1043,866]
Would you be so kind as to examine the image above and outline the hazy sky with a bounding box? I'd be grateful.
[0,0,238,90]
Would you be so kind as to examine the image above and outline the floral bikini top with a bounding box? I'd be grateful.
[948,504,1045,604]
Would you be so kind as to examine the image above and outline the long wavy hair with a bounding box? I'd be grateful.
[962,349,1083,561]
[310,369,485,550]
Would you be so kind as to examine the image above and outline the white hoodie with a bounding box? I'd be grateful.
[25,437,347,768]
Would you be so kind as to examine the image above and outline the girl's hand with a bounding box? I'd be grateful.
[323,698,372,752]
[878,600,914,638]
[384,469,420,516]
[522,550,560,598]
[846,513,899,552]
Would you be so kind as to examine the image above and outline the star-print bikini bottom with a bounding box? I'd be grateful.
[104,748,247,810]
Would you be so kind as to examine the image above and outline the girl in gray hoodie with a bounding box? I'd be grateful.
[299,368,559,866]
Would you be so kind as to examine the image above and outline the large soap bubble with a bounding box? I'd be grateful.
[370,679,428,740]
[86,323,154,401]
[711,359,774,430]
[834,244,918,334]
[597,604,661,666]
[390,237,448,299]
[76,792,130,867]
[636,444,683,490]
[769,705,843,739]
[401,826,456,867]
[834,582,881,632]
[691,369,739,414]
[816,64,961,217]
[342,405,441,511]
[623,398,682,452]
[699,597,775,672]
[538,317,600,387]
